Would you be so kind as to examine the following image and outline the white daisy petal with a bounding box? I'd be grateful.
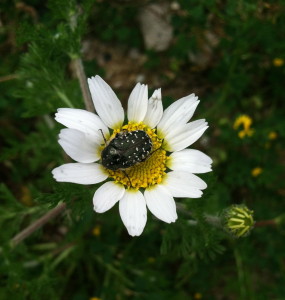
[127,83,148,122]
[58,128,100,163]
[143,88,163,128]
[93,181,125,213]
[164,119,208,152]
[144,185,177,223]
[163,171,207,198]
[157,94,199,136]
[52,163,107,185]
[119,190,147,237]
[55,108,109,144]
[168,149,213,174]
[88,75,124,129]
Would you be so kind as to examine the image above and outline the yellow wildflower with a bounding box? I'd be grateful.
[147,257,155,263]
[273,58,284,67]
[268,131,277,140]
[92,225,101,237]
[20,186,33,206]
[251,167,263,177]
[233,115,254,138]
[90,298,101,300]
[194,292,203,299]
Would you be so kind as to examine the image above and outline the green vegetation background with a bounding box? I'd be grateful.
[1,0,285,299]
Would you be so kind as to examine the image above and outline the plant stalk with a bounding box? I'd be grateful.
[10,202,66,248]
[72,57,95,113]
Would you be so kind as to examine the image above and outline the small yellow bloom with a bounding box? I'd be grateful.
[147,257,155,263]
[233,115,252,130]
[20,186,33,206]
[273,58,284,67]
[194,292,203,299]
[92,225,101,237]
[238,129,254,139]
[251,167,263,177]
[268,131,277,140]
[90,298,101,300]
[233,115,254,138]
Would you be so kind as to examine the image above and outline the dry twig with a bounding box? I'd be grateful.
[10,203,67,247]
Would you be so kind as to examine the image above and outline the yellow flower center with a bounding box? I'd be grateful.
[103,122,168,189]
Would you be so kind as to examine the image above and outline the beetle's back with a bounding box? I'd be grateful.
[101,130,152,170]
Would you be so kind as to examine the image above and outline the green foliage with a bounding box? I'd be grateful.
[91,2,142,47]
[1,0,285,299]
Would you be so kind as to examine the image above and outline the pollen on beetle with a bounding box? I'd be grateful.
[105,122,168,189]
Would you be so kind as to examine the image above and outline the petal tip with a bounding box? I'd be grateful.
[170,215,178,224]
[127,226,143,237]
[93,205,104,213]
[51,167,59,180]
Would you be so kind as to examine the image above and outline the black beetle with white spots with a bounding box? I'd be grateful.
[101,130,153,171]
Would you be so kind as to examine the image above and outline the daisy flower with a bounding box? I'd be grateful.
[52,75,212,236]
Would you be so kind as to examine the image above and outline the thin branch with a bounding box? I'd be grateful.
[72,58,95,113]
[254,219,276,227]
[176,203,222,227]
[0,74,18,82]
[205,214,222,228]
[22,242,76,269]
[10,203,67,248]
[68,6,94,113]
[52,5,90,110]
[8,8,94,250]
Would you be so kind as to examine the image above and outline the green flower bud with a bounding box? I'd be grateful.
[274,213,285,234]
[221,205,255,238]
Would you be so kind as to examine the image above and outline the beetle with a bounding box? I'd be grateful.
[101,130,153,171]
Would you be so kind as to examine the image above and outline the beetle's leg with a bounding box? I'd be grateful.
[99,129,107,144]
[123,170,133,188]
[120,128,128,135]
[149,138,164,157]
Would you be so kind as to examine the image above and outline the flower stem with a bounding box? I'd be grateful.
[254,219,276,227]
[10,202,66,248]
[68,6,94,113]
[233,245,248,299]
[0,74,18,82]
[72,57,95,113]
[55,87,74,108]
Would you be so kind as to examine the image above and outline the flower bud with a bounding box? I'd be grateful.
[221,205,254,238]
